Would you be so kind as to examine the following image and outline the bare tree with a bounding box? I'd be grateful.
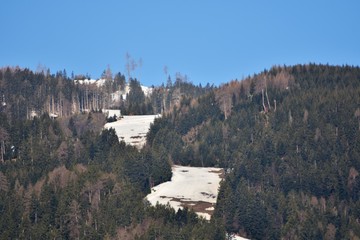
[163,65,168,76]
[36,63,49,75]
[217,87,232,120]
[355,108,360,130]
[68,200,81,240]
[125,52,140,79]
[288,110,293,127]
[125,52,131,78]
[104,64,113,81]
[0,171,9,192]
[265,88,271,110]
[262,89,266,112]
[103,65,113,108]
[0,127,9,163]
[138,58,143,81]
[303,109,309,123]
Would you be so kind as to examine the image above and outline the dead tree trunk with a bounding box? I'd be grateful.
[274,100,277,112]
[265,87,271,111]
[262,89,267,112]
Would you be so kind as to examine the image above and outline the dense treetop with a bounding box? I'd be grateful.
[0,66,221,239]
[0,64,360,239]
[148,64,360,239]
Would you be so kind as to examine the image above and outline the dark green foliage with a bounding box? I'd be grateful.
[137,205,225,240]
[214,65,360,239]
[0,108,177,238]
[148,64,360,239]
[147,91,223,166]
[126,78,148,115]
[105,114,118,123]
[0,66,224,239]
[1,64,360,239]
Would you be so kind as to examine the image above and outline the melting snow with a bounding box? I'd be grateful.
[104,115,159,148]
[146,165,223,220]
[104,116,247,239]
[226,234,249,240]
[103,109,121,118]
[74,78,107,87]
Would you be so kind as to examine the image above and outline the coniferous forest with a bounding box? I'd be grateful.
[0,64,360,239]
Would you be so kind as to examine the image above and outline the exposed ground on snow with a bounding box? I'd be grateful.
[104,115,159,148]
[146,165,224,220]
[226,234,249,240]
[105,116,247,238]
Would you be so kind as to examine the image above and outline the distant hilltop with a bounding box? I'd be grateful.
[74,78,153,100]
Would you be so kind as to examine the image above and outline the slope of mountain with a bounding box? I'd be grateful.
[148,64,360,239]
[0,67,224,239]
[146,165,223,220]
[104,114,159,148]
[1,64,359,239]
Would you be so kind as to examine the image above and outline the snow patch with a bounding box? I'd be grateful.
[103,109,121,118]
[74,78,106,87]
[226,233,249,240]
[146,165,223,220]
[104,115,159,148]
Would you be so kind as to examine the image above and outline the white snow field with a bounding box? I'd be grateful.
[103,109,121,118]
[105,116,248,239]
[104,115,159,148]
[146,165,224,220]
[235,235,249,240]
[226,233,249,240]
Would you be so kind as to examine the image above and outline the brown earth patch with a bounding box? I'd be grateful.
[209,168,225,179]
[170,197,216,217]
[130,135,142,139]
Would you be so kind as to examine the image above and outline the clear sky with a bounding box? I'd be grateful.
[1,0,359,86]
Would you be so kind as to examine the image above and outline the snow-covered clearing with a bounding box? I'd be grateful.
[74,78,107,87]
[226,233,249,240]
[103,109,121,118]
[146,165,224,220]
[105,116,248,239]
[104,115,159,148]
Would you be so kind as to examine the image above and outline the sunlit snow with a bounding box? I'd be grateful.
[104,115,248,239]
[226,233,249,240]
[103,109,121,118]
[104,115,159,148]
[74,78,107,87]
[146,165,223,220]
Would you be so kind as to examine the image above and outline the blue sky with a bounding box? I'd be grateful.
[1,1,359,86]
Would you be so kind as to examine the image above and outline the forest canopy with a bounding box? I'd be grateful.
[0,64,360,239]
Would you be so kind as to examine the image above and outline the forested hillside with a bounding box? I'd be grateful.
[148,64,360,239]
[1,64,360,239]
[0,67,223,239]
[0,67,213,120]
